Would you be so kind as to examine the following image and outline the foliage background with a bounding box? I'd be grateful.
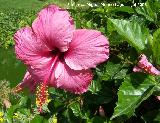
[0,0,160,123]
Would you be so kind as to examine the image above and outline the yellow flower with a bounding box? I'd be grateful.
[0,117,4,122]
[13,113,18,118]
[52,116,57,123]
[0,112,3,117]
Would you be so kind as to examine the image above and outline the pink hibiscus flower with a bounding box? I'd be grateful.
[133,54,160,75]
[13,5,109,111]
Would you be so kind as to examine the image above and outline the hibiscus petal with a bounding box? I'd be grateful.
[15,71,37,92]
[65,29,109,70]
[14,27,56,83]
[50,61,93,94]
[27,56,54,83]
[14,27,50,65]
[32,5,75,52]
[133,54,160,75]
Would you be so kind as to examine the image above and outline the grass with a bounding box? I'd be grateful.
[0,0,42,10]
[0,0,91,10]
[0,0,70,10]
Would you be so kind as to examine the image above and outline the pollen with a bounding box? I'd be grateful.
[36,83,49,112]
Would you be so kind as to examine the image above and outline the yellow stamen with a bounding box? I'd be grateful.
[36,83,49,112]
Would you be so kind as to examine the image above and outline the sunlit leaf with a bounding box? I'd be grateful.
[111,73,156,120]
[69,102,87,119]
[30,115,48,123]
[70,102,81,117]
[113,6,134,14]
[152,28,160,65]
[109,18,149,51]
[136,1,157,22]
[6,105,19,123]
[89,80,102,94]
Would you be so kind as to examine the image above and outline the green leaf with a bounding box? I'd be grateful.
[89,80,102,94]
[30,115,48,123]
[111,73,156,120]
[142,110,160,123]
[17,108,30,116]
[153,79,160,95]
[107,31,125,45]
[148,0,160,13]
[109,18,149,51]
[96,62,126,81]
[130,15,146,27]
[114,69,128,80]
[152,28,160,64]
[91,116,105,123]
[6,105,19,123]
[136,1,157,22]
[154,112,160,122]
[49,87,66,98]
[70,102,81,117]
[69,102,86,119]
[113,6,134,14]
[18,96,29,107]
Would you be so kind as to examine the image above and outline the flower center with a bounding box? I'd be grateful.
[51,47,59,55]
[51,48,64,61]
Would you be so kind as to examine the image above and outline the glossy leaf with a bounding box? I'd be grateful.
[152,28,160,65]
[70,102,81,117]
[112,6,134,14]
[31,115,48,123]
[96,62,126,81]
[89,80,102,94]
[69,102,86,119]
[136,1,157,22]
[109,18,149,51]
[111,73,156,120]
